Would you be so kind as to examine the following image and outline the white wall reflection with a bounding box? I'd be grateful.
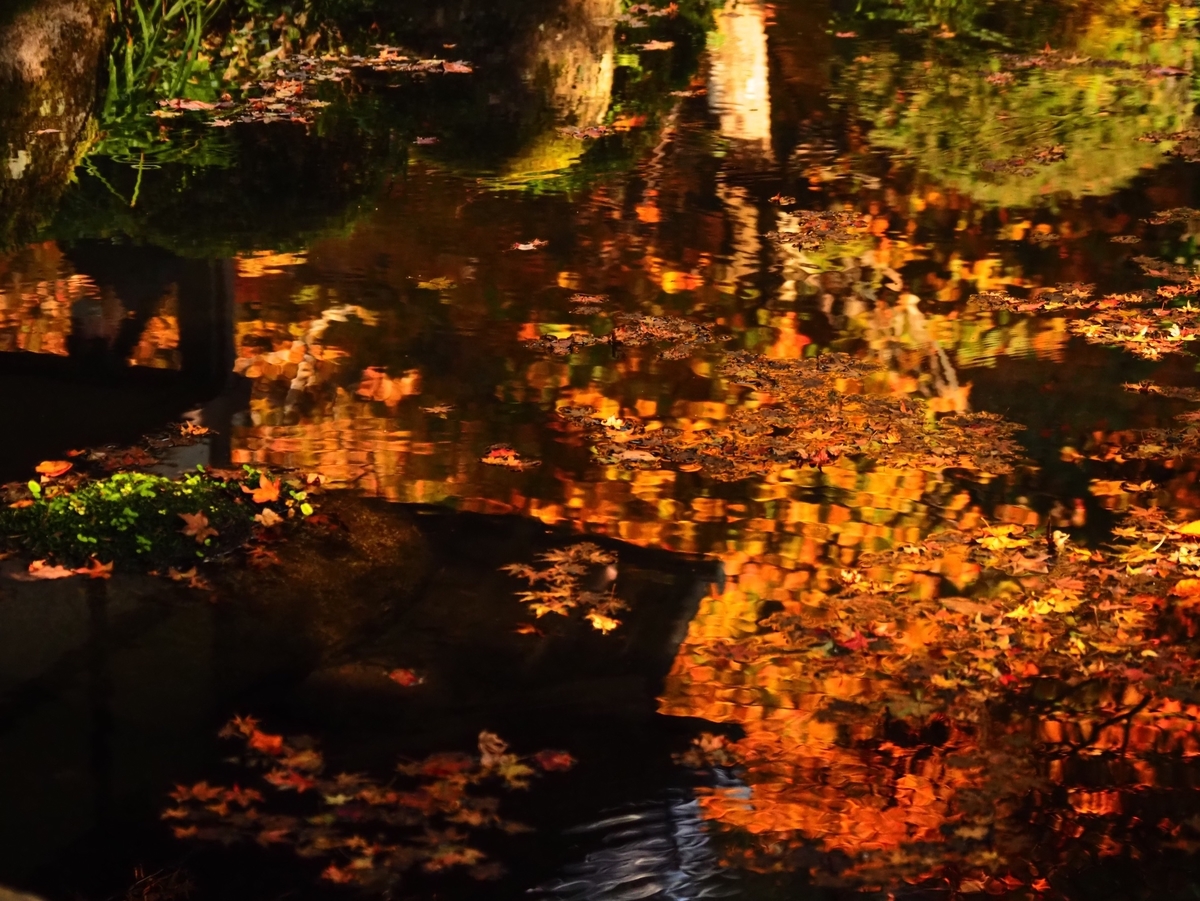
[707,0,772,152]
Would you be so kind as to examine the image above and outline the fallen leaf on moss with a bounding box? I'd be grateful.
[179,512,218,544]
[243,475,281,504]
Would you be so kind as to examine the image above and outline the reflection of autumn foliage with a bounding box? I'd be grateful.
[127,293,180,369]
[555,351,1024,479]
[662,475,1200,892]
[0,243,96,355]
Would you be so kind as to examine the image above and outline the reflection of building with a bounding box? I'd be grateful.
[708,0,772,154]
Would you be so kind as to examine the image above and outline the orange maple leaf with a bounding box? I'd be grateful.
[74,558,113,580]
[322,865,355,884]
[243,475,281,504]
[224,784,264,807]
[186,781,223,802]
[24,560,75,580]
[35,460,72,478]
[533,750,576,771]
[388,668,424,687]
[219,714,260,738]
[265,769,316,792]
[179,512,218,544]
[247,729,286,756]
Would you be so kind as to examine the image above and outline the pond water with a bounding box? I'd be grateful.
[5,0,1200,898]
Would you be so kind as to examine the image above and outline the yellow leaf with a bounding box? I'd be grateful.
[586,612,621,633]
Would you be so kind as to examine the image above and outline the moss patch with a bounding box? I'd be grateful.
[0,468,304,569]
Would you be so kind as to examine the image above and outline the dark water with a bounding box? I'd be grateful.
[5,0,1200,898]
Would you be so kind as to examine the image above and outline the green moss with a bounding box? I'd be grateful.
[0,469,294,569]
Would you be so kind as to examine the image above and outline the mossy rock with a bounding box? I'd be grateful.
[209,493,431,673]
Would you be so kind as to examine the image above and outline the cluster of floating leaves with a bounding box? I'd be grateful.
[557,125,614,140]
[557,352,1024,479]
[1063,386,1200,463]
[1141,129,1200,162]
[568,292,608,314]
[616,1,679,28]
[156,47,472,127]
[524,313,715,359]
[502,543,624,634]
[972,281,1200,360]
[766,210,870,252]
[980,143,1065,178]
[995,47,1189,78]
[480,444,542,471]
[165,717,573,891]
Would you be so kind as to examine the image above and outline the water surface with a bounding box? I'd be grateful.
[4,0,1200,898]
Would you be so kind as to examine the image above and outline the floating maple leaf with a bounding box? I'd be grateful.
[533,750,576,771]
[17,560,75,580]
[586,612,621,633]
[160,98,216,111]
[74,558,113,580]
[481,445,541,470]
[265,769,316,792]
[388,668,424,687]
[503,544,624,633]
[248,730,286,756]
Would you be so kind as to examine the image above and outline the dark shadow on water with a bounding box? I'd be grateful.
[0,500,730,900]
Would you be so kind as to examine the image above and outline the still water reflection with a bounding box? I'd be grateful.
[6,0,1200,897]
